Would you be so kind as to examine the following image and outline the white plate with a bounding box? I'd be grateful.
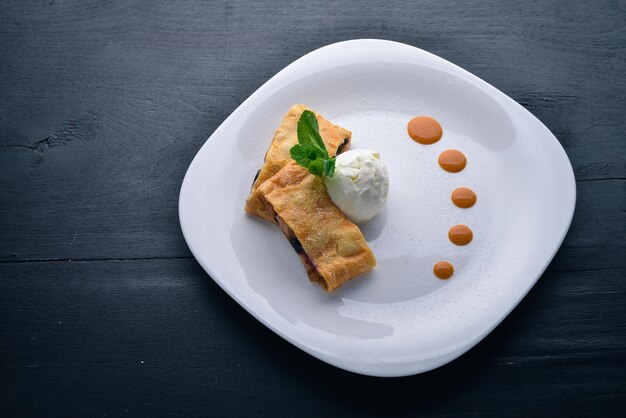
[179,40,576,377]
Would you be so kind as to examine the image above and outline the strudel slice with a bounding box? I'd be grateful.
[258,162,376,291]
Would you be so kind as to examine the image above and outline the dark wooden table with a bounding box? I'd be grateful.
[2,1,624,416]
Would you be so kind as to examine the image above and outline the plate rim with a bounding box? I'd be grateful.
[178,39,577,377]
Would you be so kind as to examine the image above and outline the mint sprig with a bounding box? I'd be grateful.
[290,110,335,177]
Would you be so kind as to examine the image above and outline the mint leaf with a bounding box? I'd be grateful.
[323,158,335,178]
[307,158,325,177]
[297,110,329,159]
[290,144,312,167]
[290,110,336,178]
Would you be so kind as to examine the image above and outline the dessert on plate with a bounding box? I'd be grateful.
[245,105,389,291]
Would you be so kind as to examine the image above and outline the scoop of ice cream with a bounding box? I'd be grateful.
[324,149,389,223]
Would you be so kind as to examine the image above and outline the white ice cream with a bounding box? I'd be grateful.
[324,149,389,223]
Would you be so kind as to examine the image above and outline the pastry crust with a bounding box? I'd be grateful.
[258,162,376,291]
[245,104,351,222]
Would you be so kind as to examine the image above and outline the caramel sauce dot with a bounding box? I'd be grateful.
[448,224,473,246]
[433,261,454,280]
[438,149,467,173]
[451,187,477,208]
[407,116,443,145]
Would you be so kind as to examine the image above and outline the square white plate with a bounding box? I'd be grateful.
[179,39,576,377]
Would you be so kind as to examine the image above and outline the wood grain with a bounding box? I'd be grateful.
[1,0,625,416]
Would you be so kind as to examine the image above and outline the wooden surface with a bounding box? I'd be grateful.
[1,0,624,416]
